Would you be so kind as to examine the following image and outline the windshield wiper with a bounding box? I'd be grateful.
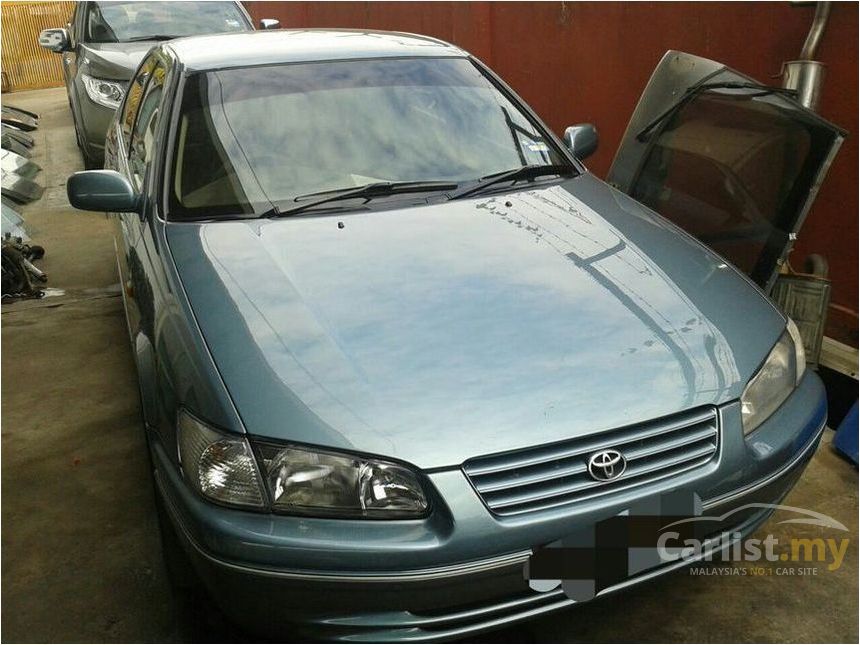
[447,164,576,201]
[267,180,459,218]
[636,81,799,142]
[125,34,182,42]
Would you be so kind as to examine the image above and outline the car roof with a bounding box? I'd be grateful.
[165,29,466,71]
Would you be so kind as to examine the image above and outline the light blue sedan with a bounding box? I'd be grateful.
[65,30,840,641]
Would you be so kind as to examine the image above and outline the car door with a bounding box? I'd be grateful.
[606,50,845,293]
[112,53,162,343]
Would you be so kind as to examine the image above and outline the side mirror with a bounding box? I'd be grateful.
[563,123,598,161]
[38,28,71,53]
[67,170,139,213]
[259,18,280,30]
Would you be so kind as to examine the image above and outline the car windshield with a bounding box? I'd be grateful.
[169,57,569,219]
[85,1,248,43]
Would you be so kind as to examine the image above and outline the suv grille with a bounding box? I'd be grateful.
[463,407,719,516]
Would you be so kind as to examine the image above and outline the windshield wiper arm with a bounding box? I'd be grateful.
[268,180,459,218]
[636,81,799,142]
[447,164,576,201]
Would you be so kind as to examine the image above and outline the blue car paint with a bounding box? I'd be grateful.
[165,175,786,469]
[94,30,828,640]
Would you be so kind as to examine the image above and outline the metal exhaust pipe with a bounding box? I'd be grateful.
[781,1,831,112]
[799,1,831,60]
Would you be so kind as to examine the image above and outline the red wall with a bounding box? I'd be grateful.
[246,1,858,345]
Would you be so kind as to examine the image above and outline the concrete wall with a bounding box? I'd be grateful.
[245,1,858,346]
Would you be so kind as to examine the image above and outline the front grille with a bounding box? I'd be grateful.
[463,407,719,516]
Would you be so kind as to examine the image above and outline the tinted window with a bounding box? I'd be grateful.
[84,1,248,43]
[169,57,566,219]
[120,56,157,144]
[129,63,167,189]
[631,90,835,286]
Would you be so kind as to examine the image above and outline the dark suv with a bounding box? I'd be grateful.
[37,1,272,167]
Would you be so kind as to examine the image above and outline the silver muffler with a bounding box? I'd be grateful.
[781,1,831,112]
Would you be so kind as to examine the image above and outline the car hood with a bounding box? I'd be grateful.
[81,42,155,79]
[167,174,785,469]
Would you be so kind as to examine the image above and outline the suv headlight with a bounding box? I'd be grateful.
[740,318,806,435]
[176,410,429,518]
[81,73,125,109]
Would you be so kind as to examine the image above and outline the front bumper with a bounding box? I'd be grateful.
[72,79,115,162]
[153,371,827,640]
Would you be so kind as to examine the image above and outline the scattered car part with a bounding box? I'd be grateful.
[2,105,39,121]
[771,273,831,368]
[1,238,44,300]
[1,136,31,158]
[832,400,858,465]
[1,169,45,203]
[803,252,829,277]
[607,50,845,294]
[1,124,35,148]
[1,201,29,241]
[1,106,38,131]
[0,150,42,179]
[781,1,831,111]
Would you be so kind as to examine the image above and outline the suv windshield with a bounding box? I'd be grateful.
[85,1,248,43]
[169,57,570,219]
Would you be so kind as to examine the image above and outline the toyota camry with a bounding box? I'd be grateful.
[65,30,837,641]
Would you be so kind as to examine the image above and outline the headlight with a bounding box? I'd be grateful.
[176,410,429,518]
[255,442,429,518]
[740,320,806,435]
[81,73,125,109]
[177,410,266,509]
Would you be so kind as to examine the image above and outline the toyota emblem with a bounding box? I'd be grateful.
[587,449,626,481]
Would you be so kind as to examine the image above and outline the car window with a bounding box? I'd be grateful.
[84,1,248,43]
[169,57,567,219]
[129,62,167,189]
[630,90,833,284]
[120,56,157,146]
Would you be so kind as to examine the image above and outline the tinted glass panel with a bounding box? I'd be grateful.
[169,57,565,219]
[85,1,247,43]
[631,90,836,287]
[129,63,166,188]
[120,56,156,143]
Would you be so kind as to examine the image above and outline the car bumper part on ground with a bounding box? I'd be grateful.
[152,371,827,641]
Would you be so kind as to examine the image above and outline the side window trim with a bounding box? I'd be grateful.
[128,60,168,191]
[118,55,158,156]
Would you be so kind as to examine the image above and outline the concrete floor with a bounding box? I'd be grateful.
[1,87,858,643]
